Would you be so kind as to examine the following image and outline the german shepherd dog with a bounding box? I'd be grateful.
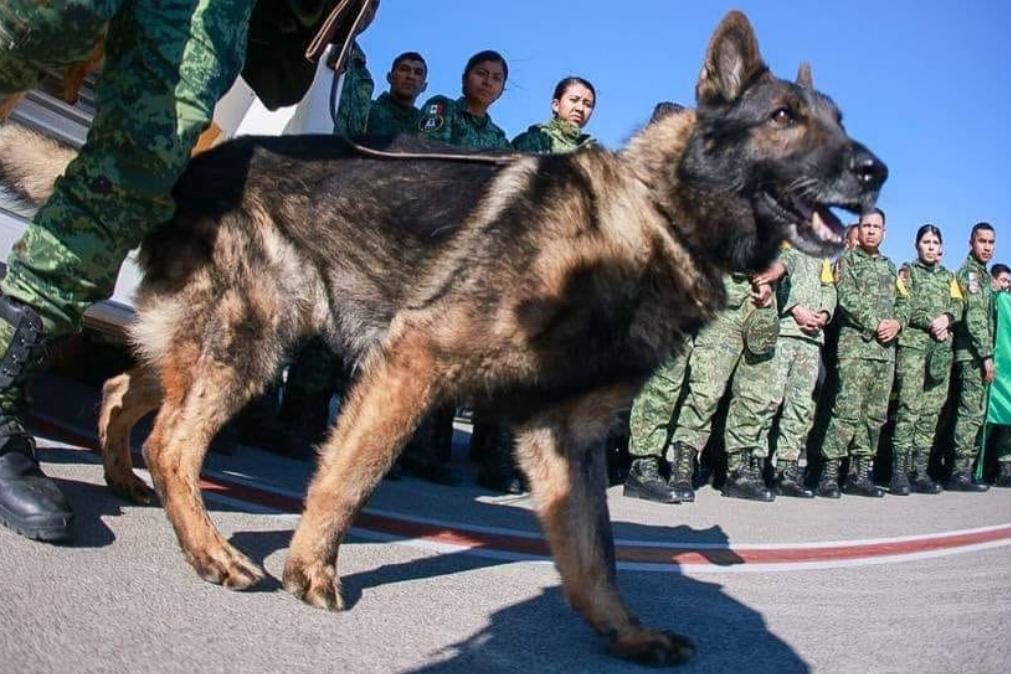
[1,12,885,666]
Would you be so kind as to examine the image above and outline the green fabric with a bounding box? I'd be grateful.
[987,292,1011,424]
[893,344,951,451]
[953,254,994,362]
[776,246,836,344]
[894,260,962,351]
[628,339,692,459]
[366,92,419,136]
[333,41,374,137]
[416,95,510,150]
[833,247,901,363]
[821,355,895,459]
[0,0,251,336]
[510,117,594,154]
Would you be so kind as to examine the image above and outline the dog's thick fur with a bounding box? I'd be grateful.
[3,13,885,666]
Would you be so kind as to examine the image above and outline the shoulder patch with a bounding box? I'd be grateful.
[968,271,980,294]
[949,276,964,300]
[820,260,834,284]
[418,114,444,133]
[895,269,910,298]
[779,240,792,251]
[426,102,445,115]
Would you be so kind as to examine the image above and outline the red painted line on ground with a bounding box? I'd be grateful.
[32,415,1011,567]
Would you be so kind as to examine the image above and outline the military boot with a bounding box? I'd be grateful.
[0,295,72,541]
[910,449,941,494]
[889,449,912,496]
[816,458,842,499]
[842,456,885,497]
[774,459,814,498]
[623,457,677,503]
[995,462,1011,489]
[723,452,775,502]
[943,457,989,492]
[668,441,697,503]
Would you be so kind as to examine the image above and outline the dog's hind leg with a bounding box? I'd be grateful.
[514,386,696,667]
[144,344,277,590]
[283,332,437,610]
[99,365,161,505]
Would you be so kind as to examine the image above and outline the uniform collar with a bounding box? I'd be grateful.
[455,96,494,129]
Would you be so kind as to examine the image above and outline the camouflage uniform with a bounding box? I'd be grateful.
[820,248,900,462]
[366,92,420,136]
[511,117,594,153]
[416,95,510,150]
[756,246,836,465]
[952,254,995,461]
[628,339,693,460]
[332,41,373,137]
[0,0,251,335]
[892,261,962,469]
[671,274,779,468]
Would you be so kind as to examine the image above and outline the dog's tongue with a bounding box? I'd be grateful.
[812,206,843,244]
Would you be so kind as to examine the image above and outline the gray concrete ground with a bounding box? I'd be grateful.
[2,375,1010,673]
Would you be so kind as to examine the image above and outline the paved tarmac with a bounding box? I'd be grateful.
[2,375,1010,673]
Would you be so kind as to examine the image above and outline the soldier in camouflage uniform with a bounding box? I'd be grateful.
[750,244,836,498]
[890,225,962,495]
[622,339,693,502]
[512,77,596,153]
[818,209,900,498]
[417,50,510,150]
[0,0,359,542]
[667,271,780,503]
[332,41,374,136]
[948,222,997,491]
[365,51,427,136]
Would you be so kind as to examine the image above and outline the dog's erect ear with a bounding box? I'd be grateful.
[696,11,768,106]
[796,62,813,90]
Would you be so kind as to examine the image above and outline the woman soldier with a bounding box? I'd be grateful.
[417,49,510,149]
[511,76,596,153]
[891,224,964,494]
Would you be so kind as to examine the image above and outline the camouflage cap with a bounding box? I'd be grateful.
[743,307,780,357]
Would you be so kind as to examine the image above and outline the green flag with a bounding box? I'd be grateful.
[988,292,1011,424]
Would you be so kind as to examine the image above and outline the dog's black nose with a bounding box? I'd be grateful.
[849,143,888,191]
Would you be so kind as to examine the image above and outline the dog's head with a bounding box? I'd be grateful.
[679,11,886,268]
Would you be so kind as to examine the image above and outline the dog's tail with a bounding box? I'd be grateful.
[0,122,76,208]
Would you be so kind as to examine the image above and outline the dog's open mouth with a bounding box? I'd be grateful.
[759,190,858,254]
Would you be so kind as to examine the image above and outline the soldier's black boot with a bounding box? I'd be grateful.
[668,441,697,503]
[774,459,814,498]
[476,427,522,493]
[842,456,885,497]
[0,295,72,541]
[910,448,942,494]
[623,457,677,503]
[943,457,989,492]
[723,453,775,502]
[816,458,842,499]
[889,449,911,496]
[995,462,1011,488]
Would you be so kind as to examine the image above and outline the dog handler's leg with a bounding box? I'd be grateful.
[514,391,696,666]
[144,357,267,590]
[98,365,161,505]
[283,336,437,610]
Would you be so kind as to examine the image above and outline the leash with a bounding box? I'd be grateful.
[315,0,517,166]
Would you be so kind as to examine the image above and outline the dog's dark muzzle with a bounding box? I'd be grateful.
[848,142,888,193]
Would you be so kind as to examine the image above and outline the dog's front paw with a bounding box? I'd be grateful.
[186,542,265,590]
[282,558,344,611]
[608,627,696,667]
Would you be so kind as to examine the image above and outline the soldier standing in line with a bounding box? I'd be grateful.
[817,208,900,498]
[511,76,596,152]
[947,222,997,491]
[366,51,428,136]
[623,339,693,503]
[666,270,780,503]
[748,243,836,498]
[890,225,962,495]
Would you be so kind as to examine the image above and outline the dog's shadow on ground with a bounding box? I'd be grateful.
[230,517,808,673]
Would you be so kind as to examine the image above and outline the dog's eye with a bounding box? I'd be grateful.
[770,108,795,126]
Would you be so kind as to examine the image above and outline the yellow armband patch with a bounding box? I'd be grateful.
[949,277,964,300]
[820,260,834,284]
[895,275,910,298]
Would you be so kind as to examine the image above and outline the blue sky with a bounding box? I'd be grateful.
[357,1,1009,266]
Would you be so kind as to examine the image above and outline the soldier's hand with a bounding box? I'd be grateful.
[791,306,821,333]
[983,358,995,384]
[876,319,901,343]
[752,261,786,287]
[929,314,951,340]
[752,283,774,307]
